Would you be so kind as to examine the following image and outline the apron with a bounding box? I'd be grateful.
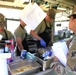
[37,19,52,48]
[16,25,29,56]
[2,30,8,40]
[0,30,8,52]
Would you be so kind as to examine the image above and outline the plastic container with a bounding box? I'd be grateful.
[9,39,15,62]
[4,42,11,53]
[42,50,52,58]
[7,39,15,63]
[20,50,27,59]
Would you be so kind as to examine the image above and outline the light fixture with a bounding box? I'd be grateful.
[14,0,31,7]
[14,0,31,4]
[57,7,67,11]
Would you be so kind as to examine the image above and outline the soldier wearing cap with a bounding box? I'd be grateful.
[14,8,56,56]
[30,8,56,47]
[67,8,76,72]
[0,13,14,40]
[51,7,76,75]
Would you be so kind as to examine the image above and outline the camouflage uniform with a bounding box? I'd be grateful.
[50,35,76,75]
[50,61,76,75]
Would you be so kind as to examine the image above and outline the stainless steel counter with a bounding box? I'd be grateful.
[34,69,58,75]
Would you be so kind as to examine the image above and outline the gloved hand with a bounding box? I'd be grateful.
[20,50,27,59]
[40,39,46,47]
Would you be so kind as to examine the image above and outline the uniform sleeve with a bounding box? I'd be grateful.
[14,29,23,38]
[7,30,14,40]
[35,20,45,34]
[68,36,76,59]
[50,22,55,32]
[69,37,76,50]
[67,37,76,68]
[35,23,42,33]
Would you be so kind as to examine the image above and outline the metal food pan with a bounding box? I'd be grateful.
[36,57,53,70]
[8,57,41,75]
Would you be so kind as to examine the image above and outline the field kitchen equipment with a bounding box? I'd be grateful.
[8,57,41,75]
[36,47,54,71]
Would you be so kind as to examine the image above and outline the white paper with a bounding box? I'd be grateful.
[52,41,69,66]
[20,3,46,30]
[25,25,31,34]
[60,42,69,56]
[53,42,68,57]
[0,34,3,40]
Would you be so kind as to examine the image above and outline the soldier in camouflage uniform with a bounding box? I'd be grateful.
[50,9,76,75]
[66,11,76,75]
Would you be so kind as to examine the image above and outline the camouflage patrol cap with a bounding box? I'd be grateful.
[0,13,5,28]
[47,8,56,20]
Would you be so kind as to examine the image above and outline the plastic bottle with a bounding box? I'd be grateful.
[9,39,14,62]
[7,39,14,63]
[4,42,10,53]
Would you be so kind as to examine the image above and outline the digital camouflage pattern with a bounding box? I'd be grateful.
[50,61,76,75]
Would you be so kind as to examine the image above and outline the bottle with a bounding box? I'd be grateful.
[9,39,14,61]
[8,39,14,62]
[4,42,10,53]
